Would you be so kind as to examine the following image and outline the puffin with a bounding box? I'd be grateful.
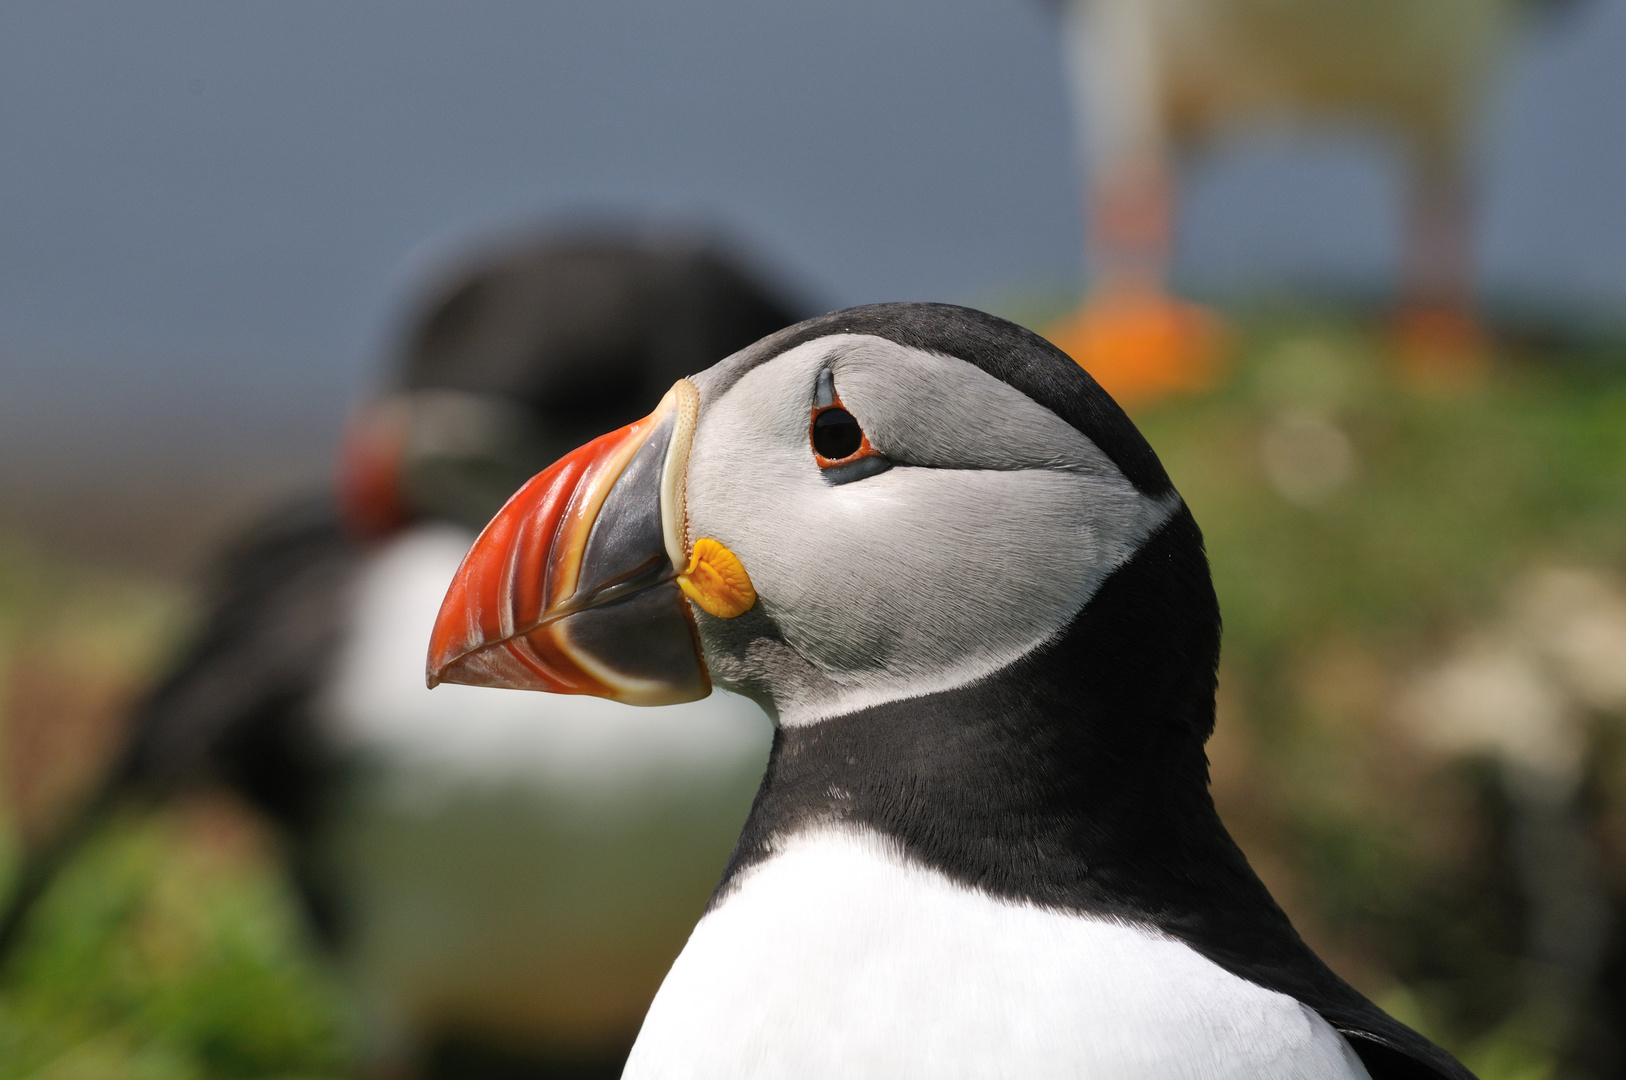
[1045,0,1582,389]
[426,302,1477,1079]
[0,233,799,1077]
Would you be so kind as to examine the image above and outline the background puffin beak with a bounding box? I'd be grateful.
[425,382,709,705]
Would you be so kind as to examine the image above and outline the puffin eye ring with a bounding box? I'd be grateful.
[809,372,892,485]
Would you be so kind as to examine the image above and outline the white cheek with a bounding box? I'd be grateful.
[689,453,1175,723]
[685,346,826,545]
[683,339,1179,725]
[752,467,1166,685]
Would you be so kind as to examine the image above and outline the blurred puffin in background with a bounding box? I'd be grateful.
[1045,0,1581,398]
[428,303,1477,1079]
[0,229,800,1078]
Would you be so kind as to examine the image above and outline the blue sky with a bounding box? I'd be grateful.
[2,0,1623,479]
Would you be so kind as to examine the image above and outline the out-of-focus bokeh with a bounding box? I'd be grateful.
[2,2,1624,1078]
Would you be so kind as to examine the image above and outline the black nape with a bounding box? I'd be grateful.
[715,503,1222,913]
[425,1033,635,1080]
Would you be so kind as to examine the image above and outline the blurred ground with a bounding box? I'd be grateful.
[2,309,1625,1080]
[0,537,352,1078]
[1127,312,1626,1080]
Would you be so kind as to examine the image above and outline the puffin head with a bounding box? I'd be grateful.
[427,303,1218,743]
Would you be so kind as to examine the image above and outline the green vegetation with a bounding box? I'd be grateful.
[1134,317,1626,1079]
[0,814,352,1080]
[0,537,353,1080]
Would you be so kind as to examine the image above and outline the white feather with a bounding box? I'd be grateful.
[625,827,1372,1080]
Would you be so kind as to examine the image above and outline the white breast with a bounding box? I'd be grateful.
[624,827,1371,1080]
[312,523,773,1061]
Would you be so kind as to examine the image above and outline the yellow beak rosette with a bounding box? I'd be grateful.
[677,538,756,619]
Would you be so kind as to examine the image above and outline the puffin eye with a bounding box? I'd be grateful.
[812,408,864,460]
[808,372,892,485]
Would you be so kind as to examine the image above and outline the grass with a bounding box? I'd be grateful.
[0,811,352,1080]
[0,535,354,1080]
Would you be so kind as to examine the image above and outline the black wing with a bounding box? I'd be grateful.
[1168,829,1478,1080]
[119,495,358,823]
[0,495,362,966]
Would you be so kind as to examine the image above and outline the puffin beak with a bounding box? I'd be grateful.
[426,380,707,705]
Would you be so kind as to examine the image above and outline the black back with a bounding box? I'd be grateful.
[710,305,1474,1080]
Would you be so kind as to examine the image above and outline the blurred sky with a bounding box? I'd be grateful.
[1,0,1624,558]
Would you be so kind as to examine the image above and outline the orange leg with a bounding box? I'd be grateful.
[1394,157,1487,387]
[1047,155,1226,406]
